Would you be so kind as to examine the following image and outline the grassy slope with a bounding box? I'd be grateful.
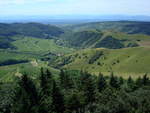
[60,29,150,49]
[0,36,74,82]
[12,37,74,54]
[0,61,59,82]
[54,47,150,78]
[103,31,150,47]
[0,49,40,62]
[0,36,74,63]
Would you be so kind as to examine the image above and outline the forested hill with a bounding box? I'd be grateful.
[65,21,150,35]
[0,23,64,38]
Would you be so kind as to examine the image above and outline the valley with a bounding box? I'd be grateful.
[1,1,150,112]
[0,21,150,82]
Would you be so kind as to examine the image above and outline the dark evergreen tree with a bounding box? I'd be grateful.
[97,73,107,92]
[60,69,66,87]
[59,69,73,89]
[40,68,46,93]
[40,68,53,95]
[52,80,65,113]
[39,68,53,113]
[65,91,84,113]
[118,76,124,86]
[12,74,39,113]
[127,76,135,90]
[80,71,96,104]
[109,72,120,89]
[142,74,149,86]
[135,77,142,88]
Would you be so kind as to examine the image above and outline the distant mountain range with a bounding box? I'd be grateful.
[0,15,150,24]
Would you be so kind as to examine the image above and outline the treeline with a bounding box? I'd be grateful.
[0,59,29,66]
[0,23,64,39]
[0,69,150,113]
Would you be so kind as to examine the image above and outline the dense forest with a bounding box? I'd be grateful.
[0,69,149,113]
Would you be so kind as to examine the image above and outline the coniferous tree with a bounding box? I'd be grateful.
[40,68,53,95]
[135,77,142,88]
[60,69,66,88]
[97,73,107,92]
[40,68,46,93]
[118,76,124,86]
[39,68,53,113]
[80,71,96,104]
[52,80,65,113]
[142,74,149,86]
[65,91,84,113]
[59,69,73,89]
[127,76,135,90]
[12,74,39,113]
[109,72,120,89]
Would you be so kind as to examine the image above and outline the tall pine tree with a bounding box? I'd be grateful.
[51,80,65,113]
[12,74,39,113]
[80,71,96,104]
[97,73,107,92]
[127,76,135,90]
[142,74,149,86]
[59,69,73,89]
[39,68,53,113]
[109,72,120,89]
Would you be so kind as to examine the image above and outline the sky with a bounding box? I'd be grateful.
[0,0,150,16]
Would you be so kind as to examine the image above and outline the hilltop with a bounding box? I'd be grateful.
[65,21,150,35]
[0,22,63,38]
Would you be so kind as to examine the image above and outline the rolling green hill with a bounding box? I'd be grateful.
[61,21,150,49]
[0,23,64,39]
[0,36,74,82]
[65,21,150,35]
[60,30,150,49]
[11,37,74,54]
[0,36,74,65]
[0,22,65,50]
[52,47,150,78]
[1,21,150,81]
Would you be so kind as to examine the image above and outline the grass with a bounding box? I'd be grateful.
[1,33,150,80]
[54,47,150,78]
[0,36,74,82]
[0,49,39,62]
[12,37,74,54]
[0,61,60,82]
[106,31,150,47]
